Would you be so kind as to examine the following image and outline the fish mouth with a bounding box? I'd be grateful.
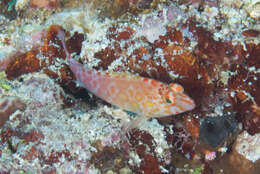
[175,93,195,112]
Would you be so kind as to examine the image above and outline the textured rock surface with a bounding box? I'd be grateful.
[0,96,25,127]
[199,115,238,148]
[0,0,260,173]
[228,131,260,174]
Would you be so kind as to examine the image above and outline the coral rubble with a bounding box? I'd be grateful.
[0,96,25,127]
[0,0,260,173]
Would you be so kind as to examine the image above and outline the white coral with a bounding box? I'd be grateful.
[235,131,260,162]
[15,0,30,11]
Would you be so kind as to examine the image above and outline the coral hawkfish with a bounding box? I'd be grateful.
[58,31,195,129]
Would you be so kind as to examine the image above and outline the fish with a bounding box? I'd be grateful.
[58,30,195,130]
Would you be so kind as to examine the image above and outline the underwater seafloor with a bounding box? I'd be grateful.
[0,0,260,173]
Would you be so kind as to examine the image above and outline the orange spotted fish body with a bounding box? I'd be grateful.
[69,58,195,118]
[59,31,195,119]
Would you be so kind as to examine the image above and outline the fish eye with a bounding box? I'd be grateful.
[164,91,176,104]
[165,98,172,103]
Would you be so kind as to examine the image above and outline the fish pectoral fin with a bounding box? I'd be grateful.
[73,80,86,88]
[122,115,148,134]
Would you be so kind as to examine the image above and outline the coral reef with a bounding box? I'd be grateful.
[0,73,173,173]
[228,131,260,174]
[0,0,260,173]
[6,50,40,80]
[0,96,25,126]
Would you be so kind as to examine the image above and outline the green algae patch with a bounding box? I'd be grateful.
[191,166,203,174]
[0,72,12,91]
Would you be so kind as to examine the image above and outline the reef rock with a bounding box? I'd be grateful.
[229,131,260,174]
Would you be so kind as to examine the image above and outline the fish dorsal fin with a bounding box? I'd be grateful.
[103,71,142,80]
